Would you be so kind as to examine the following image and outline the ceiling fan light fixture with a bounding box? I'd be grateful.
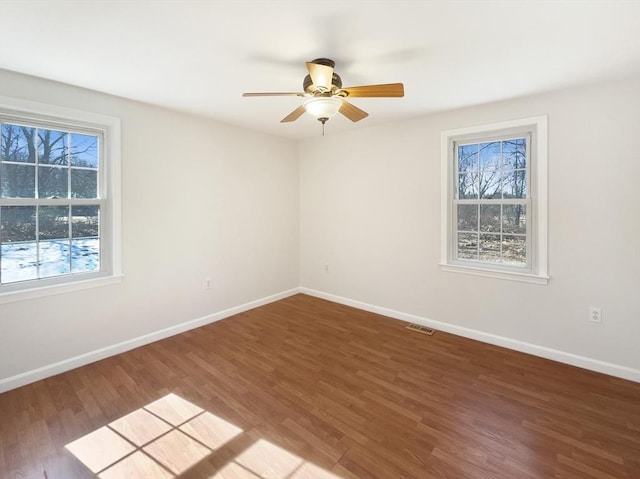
[303,97,342,122]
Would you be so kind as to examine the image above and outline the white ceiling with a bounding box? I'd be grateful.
[1,1,639,139]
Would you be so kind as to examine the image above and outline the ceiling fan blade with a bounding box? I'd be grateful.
[306,62,334,91]
[341,83,405,98]
[280,105,307,123]
[242,92,304,97]
[339,100,369,122]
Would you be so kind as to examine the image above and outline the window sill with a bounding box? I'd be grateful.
[439,263,549,285]
[0,274,124,305]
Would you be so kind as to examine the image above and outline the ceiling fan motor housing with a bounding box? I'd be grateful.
[303,58,342,94]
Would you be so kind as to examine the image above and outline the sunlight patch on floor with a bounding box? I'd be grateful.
[65,393,241,477]
[65,393,342,478]
[65,426,136,473]
[216,439,342,479]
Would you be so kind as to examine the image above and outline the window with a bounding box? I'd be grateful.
[440,116,548,284]
[0,97,121,301]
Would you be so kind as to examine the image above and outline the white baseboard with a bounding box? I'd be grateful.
[0,288,301,393]
[300,287,640,383]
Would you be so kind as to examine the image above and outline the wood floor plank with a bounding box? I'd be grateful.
[1,294,639,478]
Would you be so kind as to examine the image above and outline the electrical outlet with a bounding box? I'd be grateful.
[589,306,602,323]
[204,278,212,290]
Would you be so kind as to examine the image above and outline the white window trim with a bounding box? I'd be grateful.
[0,96,122,304]
[440,116,548,285]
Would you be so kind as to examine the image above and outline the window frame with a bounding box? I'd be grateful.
[0,96,122,303]
[440,116,548,284]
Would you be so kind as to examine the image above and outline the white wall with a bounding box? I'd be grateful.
[299,75,640,377]
[0,70,300,387]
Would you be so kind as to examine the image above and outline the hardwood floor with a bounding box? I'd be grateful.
[1,294,639,478]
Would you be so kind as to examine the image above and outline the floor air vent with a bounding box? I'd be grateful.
[405,324,435,336]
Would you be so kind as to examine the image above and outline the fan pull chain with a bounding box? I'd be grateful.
[319,117,328,136]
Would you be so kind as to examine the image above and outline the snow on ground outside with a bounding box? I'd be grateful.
[1,239,99,283]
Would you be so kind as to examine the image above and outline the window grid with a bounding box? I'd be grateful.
[453,135,530,269]
[0,120,102,285]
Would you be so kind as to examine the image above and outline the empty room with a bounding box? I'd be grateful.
[0,1,639,478]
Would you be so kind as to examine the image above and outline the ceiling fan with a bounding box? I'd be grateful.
[242,58,404,133]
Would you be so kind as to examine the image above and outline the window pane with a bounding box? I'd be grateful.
[503,205,526,234]
[457,232,478,260]
[503,138,526,170]
[479,142,501,171]
[502,235,526,265]
[457,144,477,173]
[71,238,100,273]
[1,164,35,198]
[70,133,98,168]
[1,242,37,283]
[1,206,36,242]
[39,206,69,240]
[38,129,68,165]
[502,170,527,198]
[1,124,36,163]
[479,205,501,233]
[39,240,70,278]
[71,205,99,238]
[71,169,97,198]
[458,173,478,199]
[457,204,477,232]
[479,170,501,199]
[479,234,501,262]
[38,166,68,199]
